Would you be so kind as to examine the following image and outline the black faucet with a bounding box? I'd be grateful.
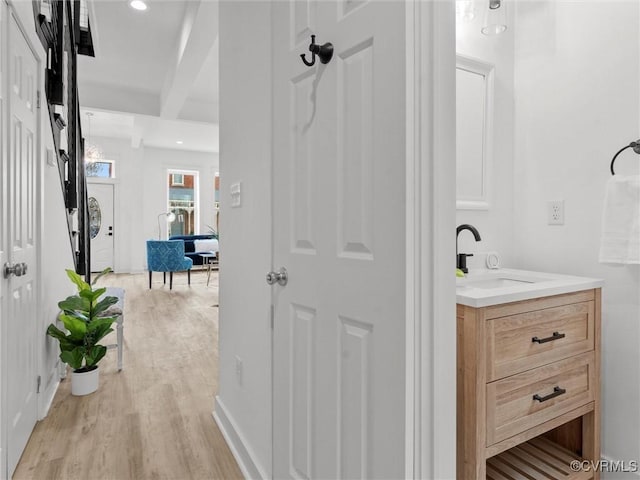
[456,224,482,274]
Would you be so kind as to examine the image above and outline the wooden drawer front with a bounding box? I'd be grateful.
[486,352,595,446]
[486,301,594,381]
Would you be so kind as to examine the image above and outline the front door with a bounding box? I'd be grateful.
[5,9,39,477]
[272,2,408,478]
[87,183,115,272]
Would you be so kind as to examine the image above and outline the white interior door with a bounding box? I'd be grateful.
[272,2,408,478]
[5,10,39,477]
[87,183,114,272]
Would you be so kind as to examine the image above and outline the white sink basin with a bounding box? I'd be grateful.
[463,278,534,289]
[456,268,603,307]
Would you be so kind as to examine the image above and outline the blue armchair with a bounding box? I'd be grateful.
[146,240,193,290]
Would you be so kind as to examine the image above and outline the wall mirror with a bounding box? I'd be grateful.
[456,55,494,210]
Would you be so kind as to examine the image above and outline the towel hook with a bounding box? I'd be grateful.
[300,35,334,67]
[610,139,640,175]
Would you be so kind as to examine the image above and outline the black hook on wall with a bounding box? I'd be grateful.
[300,35,333,67]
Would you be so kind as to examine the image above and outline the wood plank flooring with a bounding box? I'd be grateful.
[13,271,243,480]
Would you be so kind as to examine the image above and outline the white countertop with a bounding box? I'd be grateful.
[456,268,604,308]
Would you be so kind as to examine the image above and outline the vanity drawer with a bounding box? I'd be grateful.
[486,300,594,381]
[486,352,595,446]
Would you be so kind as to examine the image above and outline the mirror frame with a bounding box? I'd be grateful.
[456,54,495,210]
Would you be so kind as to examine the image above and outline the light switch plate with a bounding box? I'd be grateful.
[46,149,56,167]
[230,182,242,208]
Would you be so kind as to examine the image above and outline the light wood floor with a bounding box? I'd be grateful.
[13,270,243,480]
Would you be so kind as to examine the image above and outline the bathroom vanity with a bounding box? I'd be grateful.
[457,269,603,480]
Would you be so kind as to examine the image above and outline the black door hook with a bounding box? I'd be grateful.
[300,35,333,67]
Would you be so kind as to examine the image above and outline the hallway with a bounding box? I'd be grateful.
[13,271,242,480]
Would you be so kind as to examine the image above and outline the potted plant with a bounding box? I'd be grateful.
[47,268,118,396]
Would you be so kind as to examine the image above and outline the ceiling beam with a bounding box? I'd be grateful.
[79,82,160,117]
[160,0,218,120]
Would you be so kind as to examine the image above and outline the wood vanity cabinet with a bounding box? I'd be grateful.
[457,288,601,480]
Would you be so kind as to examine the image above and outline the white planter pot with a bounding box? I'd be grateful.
[71,366,99,396]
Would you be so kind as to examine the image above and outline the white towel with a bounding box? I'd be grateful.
[599,175,640,264]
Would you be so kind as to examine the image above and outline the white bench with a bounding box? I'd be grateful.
[101,287,125,371]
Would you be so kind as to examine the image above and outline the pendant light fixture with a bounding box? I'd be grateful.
[481,0,507,36]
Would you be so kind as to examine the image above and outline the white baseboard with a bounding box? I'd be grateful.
[213,396,268,480]
[38,377,59,420]
[38,359,62,420]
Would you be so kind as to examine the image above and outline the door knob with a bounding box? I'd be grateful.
[266,267,288,286]
[3,262,27,279]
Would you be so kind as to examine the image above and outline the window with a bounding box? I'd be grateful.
[85,160,115,178]
[171,173,184,186]
[168,170,198,236]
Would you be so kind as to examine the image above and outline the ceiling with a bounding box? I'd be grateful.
[78,0,219,153]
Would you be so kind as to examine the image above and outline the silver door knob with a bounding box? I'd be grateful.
[266,267,288,286]
[3,262,27,279]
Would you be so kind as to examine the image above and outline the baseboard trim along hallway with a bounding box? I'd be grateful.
[214,396,269,480]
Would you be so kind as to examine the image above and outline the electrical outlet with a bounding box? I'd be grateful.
[235,355,243,386]
[547,200,564,225]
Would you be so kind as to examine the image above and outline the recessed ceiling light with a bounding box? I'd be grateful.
[129,0,147,11]
[176,140,183,145]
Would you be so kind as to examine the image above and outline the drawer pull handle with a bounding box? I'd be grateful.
[533,386,566,403]
[532,331,565,344]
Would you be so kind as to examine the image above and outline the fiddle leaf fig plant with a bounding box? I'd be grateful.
[47,268,118,373]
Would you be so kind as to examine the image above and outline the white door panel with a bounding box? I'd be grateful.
[5,10,39,477]
[272,1,407,478]
[87,183,114,272]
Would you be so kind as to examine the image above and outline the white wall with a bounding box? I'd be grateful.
[87,136,219,273]
[215,1,272,477]
[40,139,76,416]
[513,0,640,471]
[456,4,516,269]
